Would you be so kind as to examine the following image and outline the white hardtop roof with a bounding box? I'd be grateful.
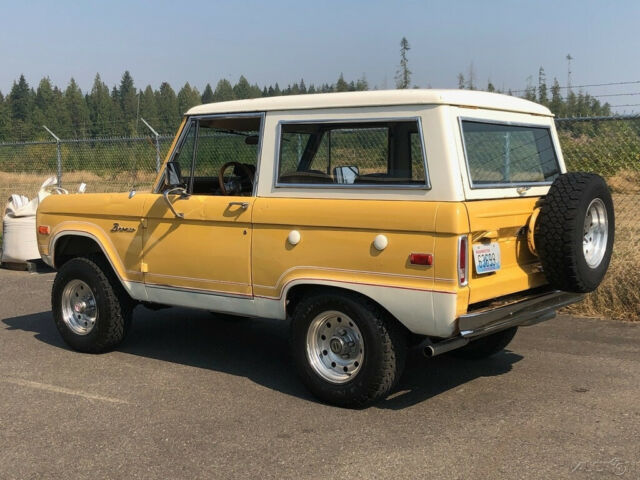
[186,89,552,117]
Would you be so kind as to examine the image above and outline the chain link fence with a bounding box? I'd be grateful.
[0,115,638,319]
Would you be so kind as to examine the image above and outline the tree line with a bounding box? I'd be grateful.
[0,72,369,141]
[0,66,611,142]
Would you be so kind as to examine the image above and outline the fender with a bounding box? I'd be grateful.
[47,223,147,302]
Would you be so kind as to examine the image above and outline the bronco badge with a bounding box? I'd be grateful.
[111,223,136,233]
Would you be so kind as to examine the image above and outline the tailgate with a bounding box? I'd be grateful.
[465,197,548,305]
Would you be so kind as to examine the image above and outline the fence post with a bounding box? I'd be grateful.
[43,125,62,187]
[140,118,161,173]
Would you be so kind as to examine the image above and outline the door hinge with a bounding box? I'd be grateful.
[140,218,148,229]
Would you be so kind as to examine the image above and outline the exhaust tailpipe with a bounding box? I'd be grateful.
[423,337,469,358]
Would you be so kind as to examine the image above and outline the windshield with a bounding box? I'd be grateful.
[461,120,560,188]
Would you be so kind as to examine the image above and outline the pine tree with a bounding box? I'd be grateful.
[156,82,179,133]
[0,92,10,141]
[86,74,115,136]
[177,82,201,114]
[64,78,89,137]
[538,67,548,105]
[356,75,369,91]
[549,78,564,116]
[336,73,349,92]
[139,85,158,128]
[457,73,465,89]
[118,71,138,134]
[395,37,411,89]
[213,79,235,102]
[487,81,496,92]
[201,83,215,103]
[8,74,35,138]
[233,76,251,99]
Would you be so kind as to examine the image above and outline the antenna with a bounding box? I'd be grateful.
[566,54,573,93]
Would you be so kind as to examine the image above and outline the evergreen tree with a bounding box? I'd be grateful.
[395,37,411,89]
[299,79,307,94]
[549,78,564,116]
[177,82,201,114]
[118,71,138,134]
[538,67,548,105]
[64,78,89,136]
[336,73,349,92]
[457,73,465,89]
[201,83,215,103]
[356,75,369,91]
[8,74,33,122]
[156,82,179,133]
[87,73,115,136]
[487,81,496,92]
[233,76,251,99]
[213,79,235,102]
[139,85,158,126]
[0,92,10,141]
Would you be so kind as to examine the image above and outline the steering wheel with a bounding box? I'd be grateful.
[218,161,255,196]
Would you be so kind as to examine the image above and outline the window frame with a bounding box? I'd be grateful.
[458,116,560,190]
[273,117,431,190]
[156,112,265,196]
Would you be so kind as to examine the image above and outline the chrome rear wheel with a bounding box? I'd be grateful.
[306,311,364,384]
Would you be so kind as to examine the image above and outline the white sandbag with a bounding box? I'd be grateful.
[1,215,40,263]
[1,176,69,265]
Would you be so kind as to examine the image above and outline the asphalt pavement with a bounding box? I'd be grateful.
[0,267,639,480]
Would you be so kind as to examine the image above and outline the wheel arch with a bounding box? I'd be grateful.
[50,231,143,300]
[284,282,412,336]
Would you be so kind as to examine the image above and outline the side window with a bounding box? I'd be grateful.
[277,120,428,187]
[166,115,262,196]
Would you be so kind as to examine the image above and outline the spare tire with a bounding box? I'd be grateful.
[535,172,614,293]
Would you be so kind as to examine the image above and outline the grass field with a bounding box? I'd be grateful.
[1,170,637,321]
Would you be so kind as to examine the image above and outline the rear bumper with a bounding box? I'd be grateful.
[457,289,584,339]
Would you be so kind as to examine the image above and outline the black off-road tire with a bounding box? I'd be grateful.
[290,291,407,408]
[535,172,615,293]
[52,257,133,353]
[450,327,518,359]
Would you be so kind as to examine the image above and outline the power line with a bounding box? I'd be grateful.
[608,103,640,108]
[511,79,640,94]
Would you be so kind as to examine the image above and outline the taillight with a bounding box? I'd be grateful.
[458,235,468,286]
[38,225,51,235]
[409,253,433,265]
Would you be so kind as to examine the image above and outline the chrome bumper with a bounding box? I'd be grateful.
[457,290,584,339]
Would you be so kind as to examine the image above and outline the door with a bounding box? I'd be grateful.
[141,114,263,305]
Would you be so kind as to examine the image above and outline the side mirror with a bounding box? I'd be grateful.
[333,165,359,184]
[165,161,183,187]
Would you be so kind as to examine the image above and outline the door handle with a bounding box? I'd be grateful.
[228,202,249,210]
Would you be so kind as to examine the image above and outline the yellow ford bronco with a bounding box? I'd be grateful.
[36,90,614,407]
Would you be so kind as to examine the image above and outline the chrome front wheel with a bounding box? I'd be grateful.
[61,279,97,335]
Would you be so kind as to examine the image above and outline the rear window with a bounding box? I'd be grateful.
[460,120,560,188]
[276,120,428,187]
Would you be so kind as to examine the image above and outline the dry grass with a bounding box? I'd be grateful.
[563,193,640,321]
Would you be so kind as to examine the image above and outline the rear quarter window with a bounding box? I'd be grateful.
[460,120,560,188]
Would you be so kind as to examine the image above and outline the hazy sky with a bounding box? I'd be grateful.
[1,0,639,111]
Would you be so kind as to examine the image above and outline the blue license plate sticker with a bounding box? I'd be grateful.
[472,242,501,274]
